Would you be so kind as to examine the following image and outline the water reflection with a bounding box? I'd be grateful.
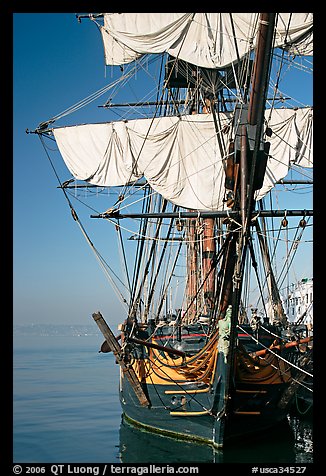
[289,414,313,464]
[119,415,220,463]
[119,413,312,464]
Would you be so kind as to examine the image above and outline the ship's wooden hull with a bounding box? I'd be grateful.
[119,373,291,448]
[119,354,228,448]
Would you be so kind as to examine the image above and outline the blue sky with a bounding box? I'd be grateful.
[13,13,313,328]
[13,13,127,327]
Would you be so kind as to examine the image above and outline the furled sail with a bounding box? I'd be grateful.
[100,13,313,68]
[53,107,313,211]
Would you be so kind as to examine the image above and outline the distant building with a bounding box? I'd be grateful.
[285,277,313,326]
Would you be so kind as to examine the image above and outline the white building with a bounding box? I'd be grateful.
[285,277,313,326]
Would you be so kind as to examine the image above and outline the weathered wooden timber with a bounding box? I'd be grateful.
[91,209,313,220]
[92,311,150,407]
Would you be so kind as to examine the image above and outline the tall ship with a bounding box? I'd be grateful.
[29,13,313,448]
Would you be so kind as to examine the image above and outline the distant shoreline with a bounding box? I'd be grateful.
[13,323,101,337]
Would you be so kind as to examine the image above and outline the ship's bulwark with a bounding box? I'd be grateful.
[118,326,293,448]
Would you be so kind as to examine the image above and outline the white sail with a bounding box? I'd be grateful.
[100,13,313,68]
[255,106,313,200]
[53,107,313,211]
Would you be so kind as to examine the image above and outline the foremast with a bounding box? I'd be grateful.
[222,13,277,413]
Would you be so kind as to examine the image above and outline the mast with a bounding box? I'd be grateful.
[232,11,276,314]
[225,12,277,405]
[246,13,276,225]
[184,94,217,323]
[202,99,216,318]
[185,94,200,324]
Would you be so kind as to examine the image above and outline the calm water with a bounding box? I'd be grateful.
[13,326,313,464]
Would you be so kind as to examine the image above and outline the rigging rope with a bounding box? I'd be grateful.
[38,134,130,309]
[42,55,159,126]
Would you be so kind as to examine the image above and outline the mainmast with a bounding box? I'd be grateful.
[184,90,217,323]
[202,99,216,319]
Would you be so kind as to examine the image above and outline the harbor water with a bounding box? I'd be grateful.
[13,325,313,465]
